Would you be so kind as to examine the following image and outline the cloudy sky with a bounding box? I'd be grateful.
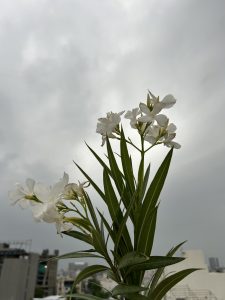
[1,0,225,269]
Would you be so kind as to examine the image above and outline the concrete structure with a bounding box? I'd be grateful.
[36,249,59,297]
[165,250,225,300]
[0,243,39,300]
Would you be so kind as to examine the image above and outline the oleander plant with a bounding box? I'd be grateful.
[9,91,198,300]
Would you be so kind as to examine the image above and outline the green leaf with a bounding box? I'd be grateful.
[118,252,148,269]
[125,294,149,300]
[136,148,173,255]
[86,142,112,175]
[75,162,105,201]
[142,148,173,213]
[114,191,136,254]
[125,256,185,275]
[106,137,124,196]
[120,127,135,193]
[149,241,187,293]
[92,229,110,260]
[97,210,115,244]
[49,251,103,260]
[68,293,109,300]
[62,230,93,246]
[103,168,133,255]
[112,284,147,296]
[103,168,121,223]
[167,241,187,257]
[84,192,100,232]
[65,217,92,232]
[73,265,109,286]
[136,206,158,256]
[141,163,151,199]
[149,268,199,300]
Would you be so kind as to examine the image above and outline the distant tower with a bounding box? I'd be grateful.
[209,257,220,272]
[36,249,59,296]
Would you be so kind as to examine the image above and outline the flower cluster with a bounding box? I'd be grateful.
[9,173,88,234]
[97,91,180,149]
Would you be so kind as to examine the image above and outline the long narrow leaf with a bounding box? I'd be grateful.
[141,163,151,199]
[103,168,133,254]
[136,148,173,255]
[68,294,109,300]
[149,241,187,293]
[73,265,109,286]
[97,210,116,244]
[114,191,136,254]
[118,252,148,269]
[106,137,124,196]
[112,284,147,296]
[92,229,111,262]
[149,268,199,300]
[62,230,93,246]
[75,162,105,201]
[120,127,135,193]
[125,256,185,276]
[86,143,112,175]
[84,192,100,232]
[49,251,104,260]
[103,168,121,223]
[136,206,158,255]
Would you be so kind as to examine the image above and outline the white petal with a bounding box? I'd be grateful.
[34,183,51,203]
[139,103,150,115]
[161,94,176,108]
[144,135,156,144]
[25,178,35,193]
[155,114,168,127]
[167,123,177,133]
[138,115,153,123]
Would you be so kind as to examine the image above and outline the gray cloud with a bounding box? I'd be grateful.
[1,0,225,268]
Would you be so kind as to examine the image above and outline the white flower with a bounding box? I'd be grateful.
[32,201,72,234]
[34,172,69,204]
[138,92,176,123]
[161,94,176,108]
[163,123,181,149]
[144,118,181,149]
[144,125,161,144]
[63,182,86,200]
[124,108,140,129]
[31,172,70,233]
[96,111,124,145]
[9,178,37,208]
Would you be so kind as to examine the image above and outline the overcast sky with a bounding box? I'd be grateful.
[1,0,225,269]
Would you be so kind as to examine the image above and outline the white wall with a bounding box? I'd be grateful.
[166,250,225,300]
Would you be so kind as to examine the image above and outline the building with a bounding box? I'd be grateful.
[0,242,39,300]
[36,249,59,297]
[165,250,225,300]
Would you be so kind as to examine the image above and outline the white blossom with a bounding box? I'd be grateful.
[32,201,72,234]
[138,92,176,123]
[163,123,181,149]
[96,111,124,145]
[9,178,37,208]
[144,125,161,145]
[124,108,140,129]
[144,118,181,149]
[31,172,70,233]
[63,182,87,199]
[34,172,69,203]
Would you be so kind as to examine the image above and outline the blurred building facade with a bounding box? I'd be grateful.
[0,242,39,300]
[36,249,59,297]
[165,250,225,300]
